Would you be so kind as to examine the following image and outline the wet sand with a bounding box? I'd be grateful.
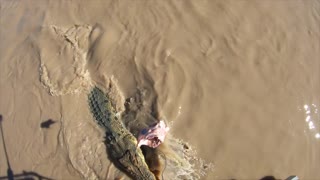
[0,0,320,179]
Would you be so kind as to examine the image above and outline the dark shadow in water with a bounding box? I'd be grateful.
[0,114,54,180]
[40,119,56,129]
[260,176,277,180]
[230,175,298,180]
[259,175,299,180]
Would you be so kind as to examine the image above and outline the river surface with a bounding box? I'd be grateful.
[0,0,320,179]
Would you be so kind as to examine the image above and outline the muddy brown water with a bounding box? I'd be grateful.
[0,0,319,179]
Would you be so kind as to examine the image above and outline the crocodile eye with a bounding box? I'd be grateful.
[106,133,115,142]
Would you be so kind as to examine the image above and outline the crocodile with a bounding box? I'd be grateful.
[88,86,156,180]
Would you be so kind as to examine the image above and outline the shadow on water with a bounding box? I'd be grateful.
[229,175,299,180]
[259,176,278,180]
[0,114,54,180]
[259,176,299,180]
[40,119,56,129]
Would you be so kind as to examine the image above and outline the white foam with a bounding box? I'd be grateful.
[38,25,93,96]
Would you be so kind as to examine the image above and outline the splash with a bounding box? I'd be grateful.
[38,25,93,96]
[162,136,213,179]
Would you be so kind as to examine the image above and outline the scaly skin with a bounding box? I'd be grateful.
[88,87,156,180]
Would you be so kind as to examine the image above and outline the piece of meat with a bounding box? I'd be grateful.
[137,120,170,148]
